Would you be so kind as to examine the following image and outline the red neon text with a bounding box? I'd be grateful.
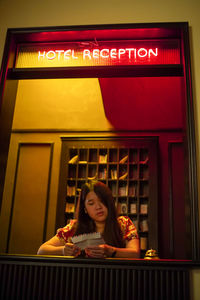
[38,50,78,60]
[38,48,158,61]
[82,48,158,59]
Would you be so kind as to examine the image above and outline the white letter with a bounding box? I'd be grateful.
[138,48,148,58]
[93,49,100,59]
[46,50,56,60]
[55,50,64,60]
[133,49,137,59]
[38,51,45,59]
[148,48,158,57]
[110,49,117,59]
[118,49,126,59]
[100,49,109,58]
[83,49,91,59]
[72,50,78,59]
[64,50,72,59]
[125,48,135,59]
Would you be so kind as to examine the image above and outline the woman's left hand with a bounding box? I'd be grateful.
[85,244,115,258]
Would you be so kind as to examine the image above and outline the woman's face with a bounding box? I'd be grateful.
[84,191,108,223]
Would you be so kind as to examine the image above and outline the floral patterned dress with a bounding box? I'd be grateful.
[56,215,138,244]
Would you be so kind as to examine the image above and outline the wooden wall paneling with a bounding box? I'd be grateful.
[6,142,54,254]
[0,28,18,212]
[168,140,186,258]
[0,79,19,212]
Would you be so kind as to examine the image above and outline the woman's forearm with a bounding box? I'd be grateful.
[113,238,140,258]
[37,244,64,256]
[114,247,140,258]
[100,241,140,258]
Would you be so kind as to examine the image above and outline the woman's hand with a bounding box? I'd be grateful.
[63,243,81,257]
[85,244,116,258]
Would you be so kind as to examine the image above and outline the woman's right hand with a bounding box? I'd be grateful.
[63,243,81,257]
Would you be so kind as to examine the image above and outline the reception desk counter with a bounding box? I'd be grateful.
[0,254,199,300]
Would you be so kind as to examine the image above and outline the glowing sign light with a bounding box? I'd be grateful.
[38,48,158,61]
[15,39,180,68]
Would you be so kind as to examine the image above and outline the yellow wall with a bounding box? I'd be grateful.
[0,0,200,298]
[12,79,113,130]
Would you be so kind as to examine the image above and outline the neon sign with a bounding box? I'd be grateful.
[15,40,180,68]
[38,48,158,61]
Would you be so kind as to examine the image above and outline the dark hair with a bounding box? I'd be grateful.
[75,180,125,248]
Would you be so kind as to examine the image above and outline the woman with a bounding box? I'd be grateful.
[37,181,140,258]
